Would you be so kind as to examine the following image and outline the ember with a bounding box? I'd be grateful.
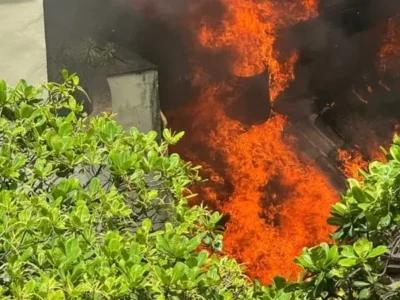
[380,14,400,74]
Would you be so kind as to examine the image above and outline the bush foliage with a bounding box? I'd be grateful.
[0,72,248,299]
[0,72,398,299]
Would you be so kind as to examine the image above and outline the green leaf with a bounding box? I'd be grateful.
[48,290,65,300]
[186,236,201,252]
[368,245,387,258]
[294,252,315,270]
[129,265,147,286]
[38,252,46,266]
[331,203,348,215]
[20,247,33,261]
[64,238,81,266]
[61,69,69,80]
[157,236,173,256]
[59,122,73,136]
[315,272,325,286]
[0,79,6,103]
[68,97,77,110]
[332,229,344,241]
[338,258,357,267]
[341,246,357,258]
[327,217,344,226]
[353,238,372,259]
[327,268,345,279]
[326,245,339,265]
[20,104,34,118]
[88,177,101,195]
[313,274,325,298]
[108,238,121,253]
[197,252,208,266]
[347,178,361,190]
[359,288,371,299]
[74,203,90,224]
[163,128,172,141]
[105,121,120,141]
[129,242,141,256]
[71,262,86,283]
[210,211,222,226]
[72,75,80,86]
[147,131,158,142]
[171,262,187,283]
[378,214,391,228]
[147,190,158,200]
[354,281,370,288]
[23,279,36,294]
[352,186,366,203]
[0,190,10,205]
[50,135,64,153]
[172,131,185,144]
[390,145,400,162]
[142,219,152,233]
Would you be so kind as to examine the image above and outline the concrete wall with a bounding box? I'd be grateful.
[108,70,161,134]
[0,0,47,85]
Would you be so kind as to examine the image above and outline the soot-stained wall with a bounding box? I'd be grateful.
[108,69,160,133]
[43,0,161,134]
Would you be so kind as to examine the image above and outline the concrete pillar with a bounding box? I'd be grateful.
[107,70,161,134]
[0,0,47,85]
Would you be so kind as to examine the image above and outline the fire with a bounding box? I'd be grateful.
[379,14,400,75]
[193,0,318,100]
[336,120,400,181]
[135,0,337,283]
[169,82,337,282]
[336,14,400,180]
[337,149,368,181]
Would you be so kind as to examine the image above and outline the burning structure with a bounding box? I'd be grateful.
[45,0,400,284]
[116,0,400,282]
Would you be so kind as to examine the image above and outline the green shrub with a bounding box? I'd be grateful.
[0,71,397,299]
[0,72,251,299]
[329,139,400,246]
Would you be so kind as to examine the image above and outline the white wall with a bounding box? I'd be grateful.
[108,70,161,134]
[0,0,47,85]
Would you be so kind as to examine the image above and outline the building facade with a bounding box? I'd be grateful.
[0,0,162,135]
[0,0,47,85]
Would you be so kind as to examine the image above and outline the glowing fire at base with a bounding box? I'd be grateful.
[170,83,338,282]
[337,149,369,181]
[168,0,336,282]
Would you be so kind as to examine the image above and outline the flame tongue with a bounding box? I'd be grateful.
[136,0,338,283]
[170,83,338,282]
[193,0,318,100]
[221,118,337,282]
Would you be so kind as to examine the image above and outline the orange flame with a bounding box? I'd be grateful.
[136,0,338,283]
[336,120,400,181]
[193,0,318,100]
[337,149,368,181]
[170,82,338,282]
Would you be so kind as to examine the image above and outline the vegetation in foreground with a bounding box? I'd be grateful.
[0,72,399,299]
